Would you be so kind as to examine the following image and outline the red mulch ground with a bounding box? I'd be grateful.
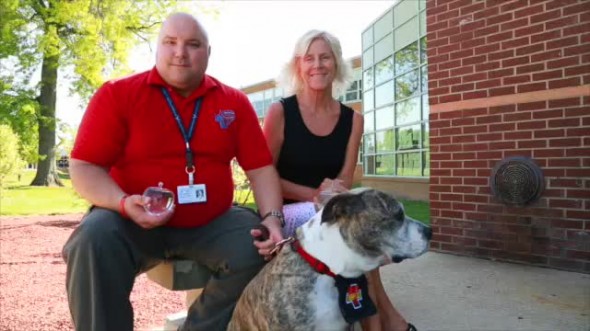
[0,214,185,331]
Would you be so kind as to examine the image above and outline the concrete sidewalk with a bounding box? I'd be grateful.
[380,252,590,331]
[155,251,590,331]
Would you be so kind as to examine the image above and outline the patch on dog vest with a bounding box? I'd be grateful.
[335,275,377,323]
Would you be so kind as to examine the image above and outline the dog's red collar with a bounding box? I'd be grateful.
[292,240,336,278]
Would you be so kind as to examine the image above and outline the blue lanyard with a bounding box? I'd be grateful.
[161,88,202,175]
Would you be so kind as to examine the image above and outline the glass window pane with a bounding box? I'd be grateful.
[374,10,393,41]
[376,129,395,152]
[395,41,419,75]
[362,27,373,51]
[375,105,394,130]
[375,80,394,108]
[396,97,420,125]
[396,152,421,176]
[364,155,375,175]
[420,37,427,64]
[346,91,358,101]
[395,16,419,52]
[364,133,375,153]
[397,124,421,151]
[375,56,394,85]
[422,151,430,176]
[364,111,374,133]
[420,10,427,36]
[363,47,374,67]
[376,154,395,175]
[363,68,374,90]
[363,89,374,112]
[423,123,430,148]
[395,69,419,99]
[394,0,418,27]
[374,33,394,64]
[421,65,428,93]
[422,94,429,121]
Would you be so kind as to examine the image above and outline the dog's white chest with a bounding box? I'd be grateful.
[312,275,348,330]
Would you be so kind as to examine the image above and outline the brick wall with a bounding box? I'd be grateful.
[426,0,590,273]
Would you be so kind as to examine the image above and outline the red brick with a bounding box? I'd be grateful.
[518,140,546,148]
[517,100,546,111]
[502,55,531,67]
[517,120,546,130]
[567,168,590,177]
[439,59,462,70]
[547,36,580,50]
[487,12,514,26]
[548,97,581,108]
[549,138,582,148]
[505,130,532,139]
[514,3,544,18]
[504,75,531,85]
[477,132,503,141]
[550,178,583,188]
[487,30,514,43]
[489,68,514,78]
[462,72,488,83]
[564,23,590,37]
[517,82,546,93]
[564,44,590,56]
[463,90,488,99]
[549,118,581,128]
[503,112,532,122]
[547,56,580,70]
[565,64,590,76]
[534,129,565,138]
[460,1,485,15]
[514,23,544,38]
[474,6,499,21]
[451,66,475,76]
[533,149,564,158]
[500,17,529,31]
[545,15,579,32]
[546,0,578,10]
[489,86,515,96]
[439,93,462,103]
[531,30,561,44]
[549,199,582,209]
[548,77,581,89]
[501,36,531,50]
[515,43,545,56]
[438,26,462,38]
[566,148,590,158]
[531,50,563,62]
[548,157,581,167]
[517,63,544,74]
[451,83,475,93]
[532,69,563,81]
[530,9,561,25]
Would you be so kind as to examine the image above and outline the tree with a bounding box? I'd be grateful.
[0,0,175,186]
[0,124,24,186]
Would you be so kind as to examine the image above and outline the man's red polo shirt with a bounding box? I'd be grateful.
[71,67,272,227]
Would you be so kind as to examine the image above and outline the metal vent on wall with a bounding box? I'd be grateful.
[490,157,544,206]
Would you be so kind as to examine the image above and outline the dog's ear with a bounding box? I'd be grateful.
[321,193,365,224]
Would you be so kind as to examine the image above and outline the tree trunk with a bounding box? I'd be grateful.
[31,51,62,187]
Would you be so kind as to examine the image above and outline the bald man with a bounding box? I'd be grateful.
[62,13,284,331]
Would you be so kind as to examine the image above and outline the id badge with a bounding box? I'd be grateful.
[177,184,207,204]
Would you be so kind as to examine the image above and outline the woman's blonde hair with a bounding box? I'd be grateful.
[277,30,353,98]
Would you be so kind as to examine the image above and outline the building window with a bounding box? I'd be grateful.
[361,0,428,178]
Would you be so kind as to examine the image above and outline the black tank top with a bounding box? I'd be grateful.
[276,95,353,204]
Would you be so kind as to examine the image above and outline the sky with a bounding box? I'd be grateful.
[56,1,395,127]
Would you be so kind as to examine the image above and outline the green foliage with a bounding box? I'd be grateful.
[0,124,24,185]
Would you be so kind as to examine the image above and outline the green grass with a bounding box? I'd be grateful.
[2,171,430,224]
[400,199,430,225]
[0,170,89,216]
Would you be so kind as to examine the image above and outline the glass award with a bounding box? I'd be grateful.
[142,182,175,216]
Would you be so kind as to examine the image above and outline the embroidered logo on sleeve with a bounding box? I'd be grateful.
[215,110,236,129]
